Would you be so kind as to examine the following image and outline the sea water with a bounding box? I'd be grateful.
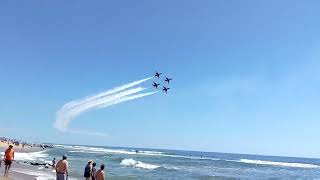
[11,144,320,179]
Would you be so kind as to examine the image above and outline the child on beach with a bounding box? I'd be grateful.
[52,157,56,170]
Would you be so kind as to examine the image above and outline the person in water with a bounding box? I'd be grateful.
[52,157,56,170]
[91,162,97,180]
[84,160,93,180]
[56,154,69,180]
[95,164,106,180]
[4,145,14,175]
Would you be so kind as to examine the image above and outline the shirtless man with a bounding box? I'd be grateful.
[95,164,106,180]
[56,154,68,180]
[4,145,14,175]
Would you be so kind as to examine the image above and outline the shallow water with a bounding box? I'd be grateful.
[12,144,320,179]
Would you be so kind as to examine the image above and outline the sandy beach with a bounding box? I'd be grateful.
[0,167,35,180]
[0,141,45,180]
[0,141,43,153]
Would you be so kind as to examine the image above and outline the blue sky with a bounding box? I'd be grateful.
[1,1,320,158]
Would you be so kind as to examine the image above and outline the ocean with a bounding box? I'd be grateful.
[10,144,320,179]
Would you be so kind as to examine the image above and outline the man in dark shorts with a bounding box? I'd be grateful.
[4,145,14,175]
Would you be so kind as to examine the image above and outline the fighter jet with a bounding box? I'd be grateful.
[152,81,160,89]
[154,71,162,78]
[165,77,173,84]
[163,86,170,93]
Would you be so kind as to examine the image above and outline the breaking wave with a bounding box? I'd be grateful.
[55,144,220,160]
[57,144,319,169]
[120,159,160,170]
[238,159,320,168]
[0,151,48,161]
[56,144,165,156]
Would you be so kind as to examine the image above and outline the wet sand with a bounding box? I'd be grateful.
[0,142,44,180]
[0,163,35,180]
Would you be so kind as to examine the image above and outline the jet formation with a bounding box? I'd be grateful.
[153,71,173,94]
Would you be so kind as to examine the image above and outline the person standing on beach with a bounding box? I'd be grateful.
[4,145,14,175]
[56,154,69,180]
[95,164,105,180]
[91,162,97,180]
[52,157,56,170]
[84,160,93,180]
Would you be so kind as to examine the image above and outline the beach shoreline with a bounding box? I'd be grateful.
[0,163,36,180]
[0,141,44,153]
[0,141,50,180]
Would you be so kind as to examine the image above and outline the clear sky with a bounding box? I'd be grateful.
[1,1,320,158]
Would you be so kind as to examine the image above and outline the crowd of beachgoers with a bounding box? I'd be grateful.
[0,136,106,180]
[54,154,106,180]
[0,137,53,150]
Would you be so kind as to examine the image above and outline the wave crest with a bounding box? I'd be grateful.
[120,159,160,170]
[0,151,48,161]
[239,159,319,168]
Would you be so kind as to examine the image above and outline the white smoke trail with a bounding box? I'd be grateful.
[54,87,146,131]
[54,77,156,136]
[98,91,158,108]
[62,77,152,110]
[67,91,157,137]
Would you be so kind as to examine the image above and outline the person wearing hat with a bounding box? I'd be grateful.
[4,145,14,175]
[56,154,69,180]
[84,160,93,180]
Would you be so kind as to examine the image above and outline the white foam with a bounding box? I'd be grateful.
[69,146,136,155]
[163,165,180,170]
[12,168,55,180]
[120,158,160,170]
[137,150,164,155]
[54,144,69,148]
[238,159,320,168]
[62,145,166,156]
[0,151,48,161]
[56,144,220,161]
[158,153,220,161]
[13,168,78,180]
